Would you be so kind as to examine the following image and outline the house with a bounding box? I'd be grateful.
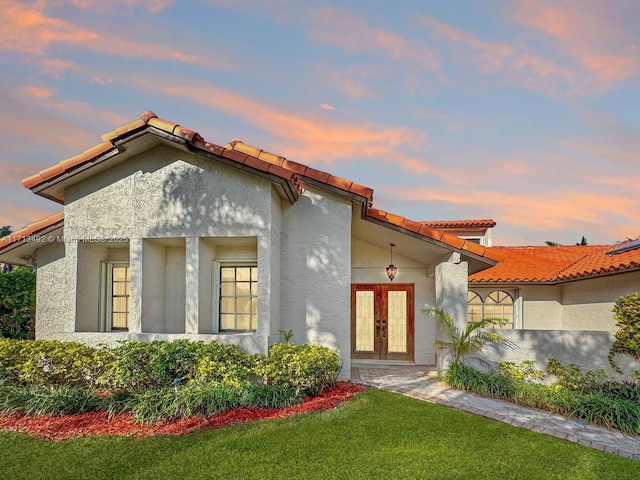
[0,111,501,379]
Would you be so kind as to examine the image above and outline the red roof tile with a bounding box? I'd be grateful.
[469,241,640,283]
[19,111,498,265]
[366,208,502,262]
[0,212,64,252]
[422,220,496,229]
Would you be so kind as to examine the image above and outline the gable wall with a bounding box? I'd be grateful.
[280,188,352,376]
[37,146,281,351]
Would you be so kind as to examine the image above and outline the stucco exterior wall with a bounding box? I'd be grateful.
[38,146,279,354]
[35,241,75,339]
[560,271,640,331]
[351,239,437,365]
[280,189,352,378]
[475,329,639,381]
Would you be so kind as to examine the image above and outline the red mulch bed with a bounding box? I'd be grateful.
[0,382,366,441]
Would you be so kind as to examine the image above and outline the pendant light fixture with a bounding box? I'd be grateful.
[386,243,398,281]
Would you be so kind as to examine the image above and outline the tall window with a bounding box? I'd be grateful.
[219,265,258,332]
[467,290,514,329]
[101,262,130,331]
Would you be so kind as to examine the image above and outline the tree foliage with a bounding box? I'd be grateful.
[609,292,640,373]
[0,267,36,339]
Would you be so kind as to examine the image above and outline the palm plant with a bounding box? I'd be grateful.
[424,308,517,378]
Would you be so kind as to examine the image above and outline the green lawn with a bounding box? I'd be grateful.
[1,389,638,479]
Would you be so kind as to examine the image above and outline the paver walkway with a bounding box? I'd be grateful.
[351,364,640,461]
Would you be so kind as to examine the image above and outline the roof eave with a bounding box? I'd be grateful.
[364,215,498,268]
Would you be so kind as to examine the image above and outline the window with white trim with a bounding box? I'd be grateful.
[218,265,258,332]
[100,262,130,331]
[467,290,514,329]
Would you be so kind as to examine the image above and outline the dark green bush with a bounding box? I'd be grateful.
[256,343,341,397]
[0,267,36,339]
[100,340,256,390]
[0,339,346,422]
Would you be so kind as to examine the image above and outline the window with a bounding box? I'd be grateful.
[218,265,257,332]
[467,290,514,329]
[100,262,130,331]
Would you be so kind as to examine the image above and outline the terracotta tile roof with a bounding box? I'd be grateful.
[422,220,496,229]
[367,208,503,262]
[18,111,499,265]
[224,140,374,204]
[0,212,64,252]
[469,240,640,283]
[23,111,301,203]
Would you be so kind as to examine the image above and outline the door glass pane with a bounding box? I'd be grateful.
[387,290,407,353]
[355,291,374,351]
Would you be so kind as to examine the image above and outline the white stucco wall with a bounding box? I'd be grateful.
[475,329,639,381]
[560,271,640,331]
[37,146,279,354]
[351,239,437,365]
[280,189,352,378]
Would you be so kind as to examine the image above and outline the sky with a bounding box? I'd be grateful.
[0,0,638,246]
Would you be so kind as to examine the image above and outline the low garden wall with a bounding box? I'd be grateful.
[475,329,638,379]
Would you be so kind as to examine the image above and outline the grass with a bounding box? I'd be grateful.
[1,389,639,479]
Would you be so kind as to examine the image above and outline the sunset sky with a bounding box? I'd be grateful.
[0,0,638,246]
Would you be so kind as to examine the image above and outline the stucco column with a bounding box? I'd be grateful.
[434,259,468,374]
[128,238,142,334]
[185,237,199,334]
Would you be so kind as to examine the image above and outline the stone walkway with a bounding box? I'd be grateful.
[350,364,640,461]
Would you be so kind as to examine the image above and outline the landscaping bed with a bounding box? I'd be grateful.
[0,381,365,441]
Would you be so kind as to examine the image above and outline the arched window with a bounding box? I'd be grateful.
[467,291,483,323]
[467,290,514,329]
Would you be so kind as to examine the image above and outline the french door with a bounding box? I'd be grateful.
[351,284,414,361]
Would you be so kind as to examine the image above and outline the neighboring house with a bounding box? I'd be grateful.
[0,111,500,379]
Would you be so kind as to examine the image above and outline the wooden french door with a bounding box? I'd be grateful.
[351,284,414,361]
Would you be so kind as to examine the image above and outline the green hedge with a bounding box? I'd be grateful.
[0,338,343,422]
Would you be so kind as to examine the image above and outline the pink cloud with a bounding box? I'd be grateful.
[68,0,172,14]
[0,1,230,71]
[307,5,443,78]
[512,0,640,89]
[420,16,582,95]
[386,186,639,237]
[19,85,53,99]
[142,79,432,174]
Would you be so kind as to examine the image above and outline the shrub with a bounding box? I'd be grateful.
[546,359,607,391]
[1,385,100,416]
[0,267,36,339]
[609,292,640,373]
[497,360,544,384]
[240,383,301,409]
[447,365,516,399]
[101,340,255,390]
[256,343,341,396]
[0,340,104,388]
[105,383,243,423]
